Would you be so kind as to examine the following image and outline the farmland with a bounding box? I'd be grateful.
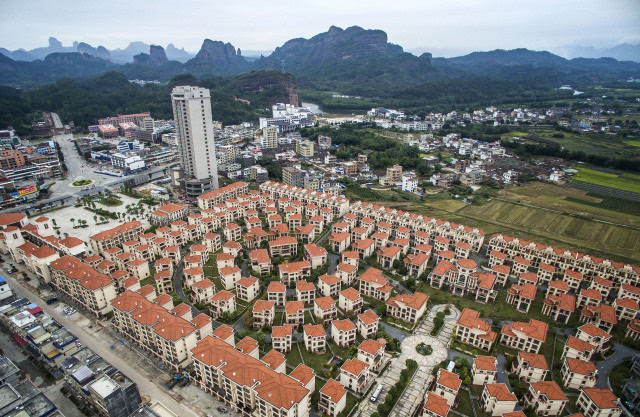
[368,182,640,264]
[501,126,640,163]
[573,167,640,193]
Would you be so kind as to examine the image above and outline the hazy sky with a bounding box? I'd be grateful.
[2,0,639,55]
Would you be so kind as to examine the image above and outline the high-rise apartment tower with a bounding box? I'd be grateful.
[171,86,219,196]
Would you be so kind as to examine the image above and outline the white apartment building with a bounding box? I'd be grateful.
[171,85,219,195]
[110,152,145,171]
[262,126,278,149]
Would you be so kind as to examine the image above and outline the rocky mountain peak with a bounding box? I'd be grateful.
[48,37,62,48]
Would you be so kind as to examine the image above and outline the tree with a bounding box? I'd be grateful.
[376,304,387,317]
[70,218,75,227]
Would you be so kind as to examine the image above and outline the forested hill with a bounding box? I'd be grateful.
[2,26,639,91]
[0,71,298,134]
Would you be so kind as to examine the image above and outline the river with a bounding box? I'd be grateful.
[301,102,324,114]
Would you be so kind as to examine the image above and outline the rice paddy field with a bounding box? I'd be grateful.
[370,182,640,264]
[501,127,640,163]
[573,167,640,193]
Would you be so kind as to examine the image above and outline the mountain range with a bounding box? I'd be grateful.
[1,26,639,93]
[0,37,196,64]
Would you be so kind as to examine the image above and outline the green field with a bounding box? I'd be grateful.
[501,126,640,162]
[459,199,640,263]
[573,167,640,193]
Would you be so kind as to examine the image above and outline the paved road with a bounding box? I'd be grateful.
[173,247,204,317]
[327,253,339,275]
[496,353,510,385]
[596,342,639,389]
[5,134,176,214]
[380,322,411,342]
[2,272,201,417]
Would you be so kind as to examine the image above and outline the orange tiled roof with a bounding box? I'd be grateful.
[250,249,271,264]
[236,336,258,354]
[577,323,611,339]
[501,319,548,343]
[358,339,385,355]
[212,290,234,302]
[340,287,361,301]
[296,280,315,292]
[456,309,496,342]
[212,324,234,341]
[280,261,311,273]
[253,300,275,313]
[320,379,346,403]
[304,324,326,337]
[566,336,595,352]
[423,392,450,417]
[518,352,548,370]
[437,369,462,391]
[314,296,335,310]
[332,319,356,332]
[485,383,517,401]
[261,349,286,370]
[267,281,286,293]
[474,356,497,371]
[565,357,596,375]
[341,358,368,376]
[272,325,292,338]
[530,381,567,401]
[320,274,341,286]
[285,301,304,315]
[358,309,380,325]
[386,292,429,311]
[304,243,327,258]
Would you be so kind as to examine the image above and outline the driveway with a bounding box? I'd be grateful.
[596,342,639,389]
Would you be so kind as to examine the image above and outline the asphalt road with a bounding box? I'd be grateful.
[2,272,200,417]
[4,134,176,214]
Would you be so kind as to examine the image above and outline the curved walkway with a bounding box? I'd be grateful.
[356,304,460,417]
[390,305,460,417]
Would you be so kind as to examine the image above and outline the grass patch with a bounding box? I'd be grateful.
[274,311,284,326]
[299,346,334,374]
[285,346,304,368]
[623,140,640,147]
[342,393,358,417]
[304,310,316,324]
[329,341,351,360]
[450,341,489,357]
[99,196,123,207]
[139,275,155,288]
[72,179,92,186]
[455,389,474,417]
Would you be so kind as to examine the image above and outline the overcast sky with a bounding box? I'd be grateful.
[2,0,639,56]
